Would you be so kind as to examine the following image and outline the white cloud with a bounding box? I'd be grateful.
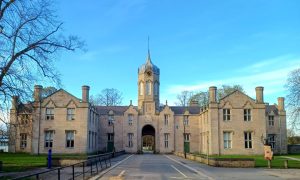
[164,55,300,104]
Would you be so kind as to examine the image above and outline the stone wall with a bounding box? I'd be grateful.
[174,152,255,168]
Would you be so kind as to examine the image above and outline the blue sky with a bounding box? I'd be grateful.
[55,0,300,106]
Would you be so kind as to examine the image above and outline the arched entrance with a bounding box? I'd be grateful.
[142,125,155,153]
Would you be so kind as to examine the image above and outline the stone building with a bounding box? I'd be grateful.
[9,51,287,155]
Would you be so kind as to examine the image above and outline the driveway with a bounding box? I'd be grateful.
[91,154,300,180]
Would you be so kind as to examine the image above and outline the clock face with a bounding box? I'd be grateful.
[146,71,152,77]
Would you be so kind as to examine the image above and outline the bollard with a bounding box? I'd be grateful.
[0,161,2,171]
[284,160,288,169]
[268,160,271,169]
[47,149,52,169]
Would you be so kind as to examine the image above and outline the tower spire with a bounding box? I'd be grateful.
[147,36,151,63]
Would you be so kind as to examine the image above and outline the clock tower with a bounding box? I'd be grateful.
[138,50,160,114]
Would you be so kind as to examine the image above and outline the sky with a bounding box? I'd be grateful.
[54,0,300,107]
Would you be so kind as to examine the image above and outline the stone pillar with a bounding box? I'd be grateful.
[34,85,43,102]
[255,86,264,103]
[82,85,90,103]
[209,86,217,103]
[278,97,285,111]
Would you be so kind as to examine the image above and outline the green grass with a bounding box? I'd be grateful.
[0,153,89,172]
[205,154,300,168]
[0,153,47,172]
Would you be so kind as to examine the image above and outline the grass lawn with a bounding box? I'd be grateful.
[0,153,89,172]
[0,153,47,172]
[207,154,300,168]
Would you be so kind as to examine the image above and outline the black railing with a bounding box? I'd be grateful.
[12,151,125,180]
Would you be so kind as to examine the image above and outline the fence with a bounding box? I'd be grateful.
[12,151,125,180]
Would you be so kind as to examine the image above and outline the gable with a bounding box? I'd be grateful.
[219,90,256,109]
[42,89,81,108]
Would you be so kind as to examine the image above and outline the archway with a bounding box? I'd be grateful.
[142,125,155,153]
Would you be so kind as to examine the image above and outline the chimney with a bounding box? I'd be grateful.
[34,85,43,102]
[82,85,90,103]
[277,97,285,111]
[209,86,217,103]
[255,86,264,103]
[11,96,19,110]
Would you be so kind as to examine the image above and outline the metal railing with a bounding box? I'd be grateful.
[12,150,125,180]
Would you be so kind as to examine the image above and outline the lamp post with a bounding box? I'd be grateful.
[111,116,115,157]
[183,114,188,159]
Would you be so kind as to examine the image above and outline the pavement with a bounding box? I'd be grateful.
[91,154,300,180]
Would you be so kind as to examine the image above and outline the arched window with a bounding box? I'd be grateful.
[146,81,152,95]
[154,82,159,96]
[140,82,144,96]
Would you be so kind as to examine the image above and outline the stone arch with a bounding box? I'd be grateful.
[141,124,155,153]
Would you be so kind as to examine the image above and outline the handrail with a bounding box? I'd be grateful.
[11,151,125,180]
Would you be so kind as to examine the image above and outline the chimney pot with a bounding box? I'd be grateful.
[82,85,90,103]
[255,86,264,103]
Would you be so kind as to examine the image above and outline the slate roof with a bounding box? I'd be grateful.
[96,106,131,115]
[169,106,201,115]
[265,105,278,115]
[96,105,201,115]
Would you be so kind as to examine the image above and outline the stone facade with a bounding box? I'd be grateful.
[9,52,287,155]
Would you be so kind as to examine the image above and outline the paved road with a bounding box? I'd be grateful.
[93,154,300,180]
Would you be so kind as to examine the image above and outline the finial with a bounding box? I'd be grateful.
[130,100,132,106]
[147,36,151,63]
[166,100,168,106]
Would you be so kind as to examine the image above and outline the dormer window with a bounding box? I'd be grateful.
[67,108,75,120]
[46,108,54,120]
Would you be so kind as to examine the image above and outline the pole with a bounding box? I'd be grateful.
[112,122,115,157]
[183,119,186,159]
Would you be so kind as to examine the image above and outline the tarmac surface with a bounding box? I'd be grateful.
[92,154,300,180]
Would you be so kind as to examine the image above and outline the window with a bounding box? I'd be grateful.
[164,114,169,126]
[108,133,114,142]
[223,132,232,149]
[244,132,252,149]
[223,109,230,121]
[146,81,152,95]
[95,132,97,148]
[108,115,114,126]
[45,131,54,148]
[128,133,133,148]
[20,133,27,148]
[184,116,189,126]
[67,108,75,120]
[89,131,91,149]
[46,108,54,120]
[154,82,159,96]
[244,109,251,121]
[140,82,144,96]
[268,134,276,149]
[184,133,190,142]
[268,115,274,126]
[128,114,133,126]
[66,131,75,148]
[164,133,169,148]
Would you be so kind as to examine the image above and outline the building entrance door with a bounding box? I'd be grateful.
[142,125,155,153]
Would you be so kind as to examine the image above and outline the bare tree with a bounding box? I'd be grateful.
[286,68,300,131]
[0,0,83,150]
[217,84,245,100]
[175,90,193,107]
[181,85,245,107]
[0,0,83,109]
[91,88,123,106]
